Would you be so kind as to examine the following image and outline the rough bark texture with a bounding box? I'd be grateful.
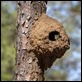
[15,1,70,81]
[15,1,47,81]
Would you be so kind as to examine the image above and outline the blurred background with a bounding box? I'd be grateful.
[1,1,81,81]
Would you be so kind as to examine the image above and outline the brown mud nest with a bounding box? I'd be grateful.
[29,13,70,70]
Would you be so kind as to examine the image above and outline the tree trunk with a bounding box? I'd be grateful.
[15,1,47,81]
[15,1,70,81]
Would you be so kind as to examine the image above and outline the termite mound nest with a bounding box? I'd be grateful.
[29,13,70,69]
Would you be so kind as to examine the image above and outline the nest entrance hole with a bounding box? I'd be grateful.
[49,31,60,41]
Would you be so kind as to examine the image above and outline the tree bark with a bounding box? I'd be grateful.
[15,1,70,81]
[15,1,47,81]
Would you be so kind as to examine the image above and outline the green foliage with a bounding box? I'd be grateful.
[45,69,67,81]
[1,1,81,81]
[1,1,16,81]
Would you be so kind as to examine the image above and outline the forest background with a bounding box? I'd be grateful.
[1,1,81,81]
